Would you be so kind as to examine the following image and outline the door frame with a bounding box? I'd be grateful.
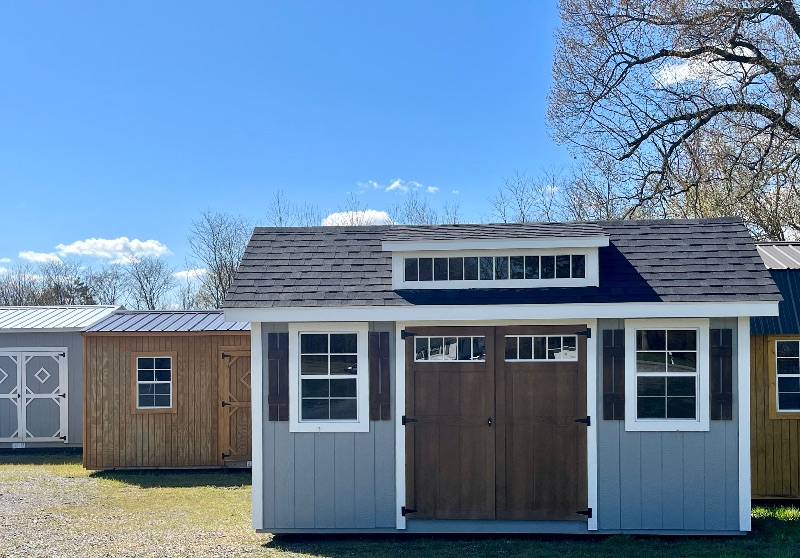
[0,347,68,443]
[394,320,598,530]
[217,346,252,466]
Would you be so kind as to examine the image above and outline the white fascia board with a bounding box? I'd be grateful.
[225,300,779,324]
[0,328,86,334]
[381,236,610,252]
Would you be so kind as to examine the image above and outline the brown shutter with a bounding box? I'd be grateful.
[369,331,391,420]
[710,328,733,421]
[267,332,289,422]
[602,329,625,420]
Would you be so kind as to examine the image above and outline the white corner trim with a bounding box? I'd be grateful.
[224,300,779,324]
[381,236,610,252]
[395,322,407,530]
[738,316,752,532]
[623,319,711,432]
[585,319,598,530]
[250,322,263,530]
[287,322,370,433]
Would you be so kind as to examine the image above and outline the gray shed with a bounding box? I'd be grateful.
[225,218,780,535]
[0,305,119,448]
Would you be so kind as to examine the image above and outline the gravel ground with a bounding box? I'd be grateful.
[0,457,272,558]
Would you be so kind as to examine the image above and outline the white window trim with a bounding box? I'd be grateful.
[135,355,173,410]
[288,322,370,433]
[391,248,600,289]
[624,318,710,432]
[775,339,800,412]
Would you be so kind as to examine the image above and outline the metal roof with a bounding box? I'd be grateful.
[757,243,800,269]
[84,310,250,333]
[0,306,120,331]
[751,270,800,335]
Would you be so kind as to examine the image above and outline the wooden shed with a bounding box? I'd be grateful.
[82,310,251,469]
[0,305,119,448]
[751,242,800,499]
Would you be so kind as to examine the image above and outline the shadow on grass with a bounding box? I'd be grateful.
[90,467,252,489]
[0,448,82,466]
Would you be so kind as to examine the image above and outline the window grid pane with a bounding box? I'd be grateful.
[776,340,800,411]
[415,336,486,361]
[136,356,172,409]
[634,329,699,421]
[503,335,578,361]
[401,253,589,282]
[299,332,359,421]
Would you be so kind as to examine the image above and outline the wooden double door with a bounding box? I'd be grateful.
[405,326,588,521]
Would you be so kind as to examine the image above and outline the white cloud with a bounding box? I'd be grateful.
[174,268,207,281]
[0,258,10,264]
[19,251,62,264]
[322,209,393,226]
[0,267,8,275]
[55,237,171,264]
[452,189,460,194]
[359,178,437,195]
[654,49,753,88]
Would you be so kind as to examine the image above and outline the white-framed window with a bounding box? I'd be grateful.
[288,322,369,433]
[504,335,578,361]
[134,354,174,411]
[776,340,800,412]
[624,319,710,432]
[390,248,600,290]
[414,336,486,361]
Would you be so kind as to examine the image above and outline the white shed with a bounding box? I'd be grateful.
[0,306,119,448]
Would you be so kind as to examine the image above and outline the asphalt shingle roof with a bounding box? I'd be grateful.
[224,218,781,308]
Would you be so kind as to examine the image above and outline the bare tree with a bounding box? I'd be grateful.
[265,189,322,227]
[489,169,569,223]
[388,191,440,225]
[0,264,42,306]
[85,265,125,305]
[549,0,800,235]
[187,210,252,309]
[124,256,177,310]
[37,260,95,305]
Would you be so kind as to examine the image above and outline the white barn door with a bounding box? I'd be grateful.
[0,349,68,443]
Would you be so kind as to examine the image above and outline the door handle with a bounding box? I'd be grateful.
[487,417,492,427]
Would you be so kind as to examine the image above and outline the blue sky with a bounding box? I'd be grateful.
[0,1,570,276]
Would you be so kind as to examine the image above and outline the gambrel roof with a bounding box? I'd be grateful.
[224,217,781,308]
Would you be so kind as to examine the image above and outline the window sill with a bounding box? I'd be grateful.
[131,407,177,415]
[624,419,709,432]
[289,421,370,433]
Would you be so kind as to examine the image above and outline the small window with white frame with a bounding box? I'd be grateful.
[288,323,369,433]
[133,353,175,412]
[776,340,800,412]
[624,319,709,432]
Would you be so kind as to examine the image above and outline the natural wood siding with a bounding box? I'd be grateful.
[751,334,800,498]
[83,333,250,469]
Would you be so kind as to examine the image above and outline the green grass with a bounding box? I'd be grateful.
[1,451,800,557]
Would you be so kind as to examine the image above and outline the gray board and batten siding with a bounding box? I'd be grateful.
[258,322,397,532]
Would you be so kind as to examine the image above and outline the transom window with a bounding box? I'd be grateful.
[504,335,578,361]
[403,253,586,282]
[776,340,800,412]
[635,329,698,420]
[300,333,358,421]
[415,336,486,361]
[136,356,172,409]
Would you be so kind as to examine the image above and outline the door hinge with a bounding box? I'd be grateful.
[576,328,591,338]
[576,508,592,518]
[401,416,417,426]
[221,353,231,359]
[401,330,417,340]
[59,436,67,441]
[58,393,66,398]
[58,352,66,358]
[221,401,231,408]
[222,453,231,459]
[574,416,591,426]
[401,506,416,516]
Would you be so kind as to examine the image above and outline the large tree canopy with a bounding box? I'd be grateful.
[549,0,800,238]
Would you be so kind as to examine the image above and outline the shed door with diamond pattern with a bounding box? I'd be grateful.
[0,349,68,443]
[219,347,252,465]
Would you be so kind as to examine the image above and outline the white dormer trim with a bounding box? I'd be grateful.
[391,247,600,289]
[381,236,610,253]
